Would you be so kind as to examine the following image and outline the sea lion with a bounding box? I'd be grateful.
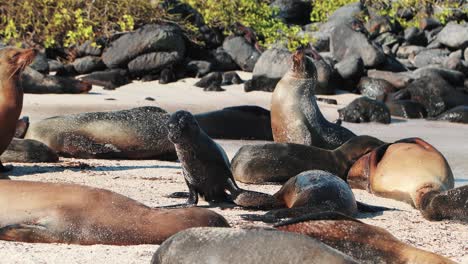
[1,138,59,163]
[24,107,177,160]
[241,170,388,223]
[151,227,359,264]
[231,135,385,183]
[348,138,467,221]
[0,47,38,172]
[275,212,456,264]
[194,106,273,140]
[166,110,279,209]
[21,67,92,94]
[338,97,391,124]
[0,180,229,245]
[270,49,356,149]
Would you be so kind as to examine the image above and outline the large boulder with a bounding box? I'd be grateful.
[367,70,413,89]
[411,49,449,68]
[73,56,106,74]
[437,23,468,50]
[330,23,386,68]
[102,24,186,69]
[127,51,182,73]
[244,48,291,92]
[222,36,261,72]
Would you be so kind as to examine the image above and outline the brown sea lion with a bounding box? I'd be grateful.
[0,48,37,172]
[275,212,456,264]
[151,227,359,264]
[24,107,177,160]
[241,170,388,223]
[270,49,355,149]
[165,110,279,209]
[194,105,273,140]
[231,135,385,183]
[0,180,229,245]
[348,138,467,221]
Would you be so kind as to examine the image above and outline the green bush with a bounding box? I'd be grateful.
[0,0,175,48]
[310,0,358,23]
[182,0,313,50]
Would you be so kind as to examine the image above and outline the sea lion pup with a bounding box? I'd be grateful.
[275,212,456,264]
[1,138,59,163]
[232,135,385,183]
[270,49,355,149]
[0,48,38,172]
[241,170,389,223]
[24,106,177,160]
[151,227,359,264]
[194,105,273,140]
[166,110,279,209]
[348,137,467,221]
[0,180,229,245]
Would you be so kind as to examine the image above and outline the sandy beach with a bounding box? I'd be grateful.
[1,72,467,264]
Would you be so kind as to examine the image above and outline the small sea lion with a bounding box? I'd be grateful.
[151,227,359,264]
[231,135,385,183]
[194,106,273,140]
[271,49,356,149]
[0,47,38,172]
[385,100,427,119]
[338,97,391,124]
[21,67,92,94]
[276,212,456,264]
[241,170,388,223]
[166,110,279,209]
[0,180,229,245]
[24,107,176,160]
[348,138,467,221]
[1,138,59,163]
[432,105,468,124]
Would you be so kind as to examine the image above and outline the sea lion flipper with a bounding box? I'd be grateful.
[356,201,393,213]
[165,192,190,199]
[273,211,361,227]
[0,224,60,243]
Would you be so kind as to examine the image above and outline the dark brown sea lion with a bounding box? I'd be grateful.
[22,67,92,94]
[241,170,388,223]
[0,180,229,245]
[151,227,359,264]
[194,106,273,140]
[348,138,467,221]
[231,135,385,184]
[1,138,59,163]
[275,212,457,264]
[0,48,38,172]
[270,50,355,149]
[24,107,177,160]
[166,110,279,209]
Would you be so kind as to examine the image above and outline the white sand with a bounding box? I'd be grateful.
[1,72,467,263]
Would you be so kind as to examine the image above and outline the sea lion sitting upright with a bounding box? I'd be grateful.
[0,48,37,172]
[348,137,467,221]
[231,135,385,183]
[276,212,456,264]
[0,180,229,245]
[166,110,279,209]
[271,49,355,149]
[151,227,359,264]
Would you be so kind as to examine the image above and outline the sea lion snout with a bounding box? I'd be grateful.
[14,48,38,67]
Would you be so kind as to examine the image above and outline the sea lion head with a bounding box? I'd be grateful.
[290,49,318,80]
[166,110,200,144]
[0,48,38,78]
